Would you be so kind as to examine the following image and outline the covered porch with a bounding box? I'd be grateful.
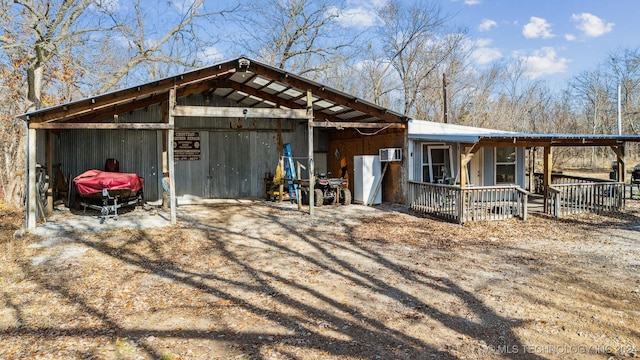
[406,124,640,223]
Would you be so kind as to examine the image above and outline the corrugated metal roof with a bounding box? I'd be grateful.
[408,119,640,145]
[18,57,409,126]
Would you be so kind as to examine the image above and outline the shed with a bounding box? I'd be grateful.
[18,57,408,230]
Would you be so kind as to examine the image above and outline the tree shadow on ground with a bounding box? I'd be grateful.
[0,202,561,359]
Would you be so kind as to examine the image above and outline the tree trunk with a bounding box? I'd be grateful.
[4,65,43,208]
[27,65,44,111]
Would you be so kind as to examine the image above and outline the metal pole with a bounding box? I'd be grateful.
[617,83,622,135]
[443,73,448,124]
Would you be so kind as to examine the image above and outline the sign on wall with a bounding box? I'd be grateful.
[174,131,201,160]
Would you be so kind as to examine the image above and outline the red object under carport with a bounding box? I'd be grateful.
[73,169,144,199]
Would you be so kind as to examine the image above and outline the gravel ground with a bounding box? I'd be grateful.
[0,199,638,359]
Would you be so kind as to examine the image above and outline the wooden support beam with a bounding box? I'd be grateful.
[543,146,552,213]
[461,142,482,167]
[173,105,308,119]
[307,90,315,216]
[46,131,53,214]
[244,61,406,123]
[310,121,405,129]
[168,88,177,225]
[27,127,36,230]
[28,67,237,123]
[611,145,626,183]
[459,144,467,188]
[529,147,536,192]
[29,122,174,130]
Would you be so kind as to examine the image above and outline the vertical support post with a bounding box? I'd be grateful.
[27,126,37,230]
[616,145,625,183]
[296,161,302,210]
[307,90,315,216]
[46,130,53,214]
[168,88,177,224]
[543,146,552,213]
[528,147,535,192]
[459,144,467,188]
[611,144,626,208]
[278,119,284,203]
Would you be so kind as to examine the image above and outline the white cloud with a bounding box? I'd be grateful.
[518,47,569,78]
[333,6,379,28]
[471,38,502,64]
[473,47,502,65]
[479,19,497,32]
[565,33,576,41]
[522,17,554,39]
[571,13,614,37]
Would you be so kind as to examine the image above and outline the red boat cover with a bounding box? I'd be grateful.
[73,169,144,196]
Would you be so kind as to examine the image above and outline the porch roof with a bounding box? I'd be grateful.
[408,120,640,147]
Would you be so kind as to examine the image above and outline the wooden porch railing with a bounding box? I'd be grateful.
[532,172,615,194]
[547,182,625,218]
[408,181,528,224]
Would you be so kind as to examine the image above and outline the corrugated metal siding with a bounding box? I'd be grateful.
[58,129,160,201]
[55,92,313,202]
[174,131,209,198]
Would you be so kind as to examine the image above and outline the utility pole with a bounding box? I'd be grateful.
[617,83,622,135]
[442,73,448,123]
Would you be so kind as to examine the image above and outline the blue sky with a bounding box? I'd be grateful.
[439,0,637,89]
[337,0,638,90]
[103,0,638,92]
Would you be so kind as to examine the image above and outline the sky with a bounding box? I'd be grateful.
[339,0,639,91]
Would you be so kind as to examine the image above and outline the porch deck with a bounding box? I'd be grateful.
[408,173,627,224]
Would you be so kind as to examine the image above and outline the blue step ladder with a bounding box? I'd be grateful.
[283,143,298,202]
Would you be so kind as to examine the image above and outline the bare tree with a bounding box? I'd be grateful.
[374,0,466,118]
[232,0,358,77]
[607,48,640,134]
[0,0,237,206]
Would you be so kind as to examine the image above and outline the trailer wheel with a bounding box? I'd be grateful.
[340,188,351,205]
[300,189,309,205]
[314,189,323,207]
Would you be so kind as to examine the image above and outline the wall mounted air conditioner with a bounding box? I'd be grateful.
[379,148,402,162]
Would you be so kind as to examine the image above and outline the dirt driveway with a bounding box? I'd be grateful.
[0,200,639,359]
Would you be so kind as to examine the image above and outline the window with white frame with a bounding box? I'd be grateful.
[422,144,453,183]
[495,147,516,184]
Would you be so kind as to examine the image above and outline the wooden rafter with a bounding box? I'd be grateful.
[246,61,407,123]
[29,122,174,130]
[173,106,308,119]
[26,66,238,123]
[311,121,404,129]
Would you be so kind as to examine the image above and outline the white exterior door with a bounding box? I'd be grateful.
[469,150,483,187]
